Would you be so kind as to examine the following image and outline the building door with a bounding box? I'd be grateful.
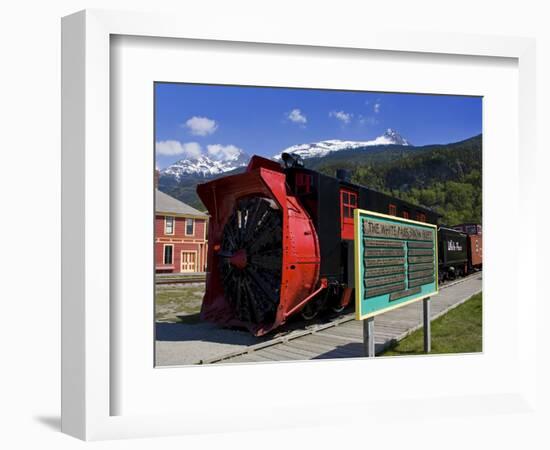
[180,251,197,272]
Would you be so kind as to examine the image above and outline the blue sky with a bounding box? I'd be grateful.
[155,83,482,169]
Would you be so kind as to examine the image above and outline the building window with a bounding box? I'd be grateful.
[416,212,426,223]
[403,211,410,219]
[389,204,397,216]
[164,216,174,235]
[163,245,173,265]
[185,218,195,236]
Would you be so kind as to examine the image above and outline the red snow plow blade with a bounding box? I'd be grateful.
[197,156,322,335]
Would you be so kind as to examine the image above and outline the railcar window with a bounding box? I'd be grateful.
[341,191,357,218]
[340,189,358,240]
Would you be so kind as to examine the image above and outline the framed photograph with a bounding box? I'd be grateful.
[153,82,480,367]
[62,9,537,440]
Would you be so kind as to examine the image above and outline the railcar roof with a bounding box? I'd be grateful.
[284,166,441,217]
[334,175,440,216]
[438,225,467,235]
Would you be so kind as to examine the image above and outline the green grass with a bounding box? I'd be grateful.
[155,284,205,322]
[382,292,482,356]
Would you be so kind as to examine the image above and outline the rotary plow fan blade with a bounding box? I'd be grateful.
[219,197,283,325]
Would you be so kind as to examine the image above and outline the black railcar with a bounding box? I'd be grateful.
[437,226,468,281]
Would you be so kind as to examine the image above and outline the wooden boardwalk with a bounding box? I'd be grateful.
[209,274,482,364]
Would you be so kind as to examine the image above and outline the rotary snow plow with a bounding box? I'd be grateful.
[196,156,323,336]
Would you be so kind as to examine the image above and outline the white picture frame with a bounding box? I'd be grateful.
[61,9,537,441]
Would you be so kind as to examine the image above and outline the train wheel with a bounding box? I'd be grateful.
[329,288,346,313]
[300,291,328,321]
[300,302,319,321]
[448,267,456,280]
[330,303,345,314]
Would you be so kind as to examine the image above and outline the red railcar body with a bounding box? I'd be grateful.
[468,234,483,267]
[197,156,322,335]
[452,223,483,270]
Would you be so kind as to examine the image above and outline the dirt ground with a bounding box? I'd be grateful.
[155,283,205,323]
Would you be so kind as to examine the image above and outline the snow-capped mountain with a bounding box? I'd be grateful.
[274,128,410,160]
[160,129,408,179]
[161,151,250,180]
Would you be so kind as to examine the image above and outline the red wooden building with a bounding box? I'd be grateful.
[155,189,209,273]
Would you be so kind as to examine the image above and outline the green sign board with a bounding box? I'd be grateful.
[354,209,438,320]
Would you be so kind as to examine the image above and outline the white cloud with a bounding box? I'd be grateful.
[287,108,307,125]
[155,140,202,159]
[206,144,243,162]
[156,140,245,162]
[184,116,218,136]
[358,115,379,126]
[329,110,353,124]
[373,102,381,114]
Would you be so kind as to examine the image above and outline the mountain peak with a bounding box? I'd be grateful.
[160,150,250,180]
[273,129,410,160]
[382,128,409,145]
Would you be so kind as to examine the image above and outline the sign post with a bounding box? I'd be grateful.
[363,317,375,357]
[423,297,431,353]
[354,209,439,356]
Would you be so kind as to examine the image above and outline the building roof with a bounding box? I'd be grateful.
[155,189,208,218]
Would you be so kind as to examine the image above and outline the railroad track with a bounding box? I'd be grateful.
[197,272,482,364]
[156,275,206,285]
